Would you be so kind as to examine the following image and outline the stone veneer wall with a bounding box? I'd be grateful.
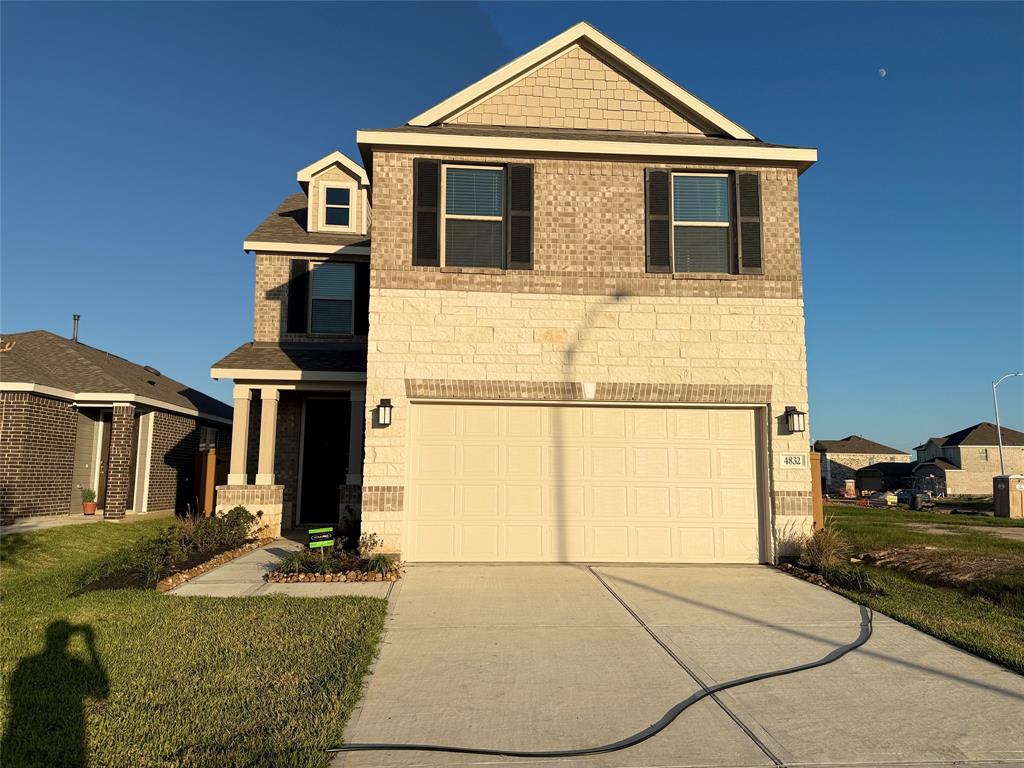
[362,149,812,557]
[0,392,78,521]
[823,452,911,493]
[215,484,284,538]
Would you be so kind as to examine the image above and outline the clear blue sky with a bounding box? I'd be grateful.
[2,2,1021,451]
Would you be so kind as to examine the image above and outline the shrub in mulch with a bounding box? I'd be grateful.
[265,532,402,583]
[780,527,884,596]
[77,506,267,593]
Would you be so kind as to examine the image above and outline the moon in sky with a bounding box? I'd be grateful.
[879,68,887,78]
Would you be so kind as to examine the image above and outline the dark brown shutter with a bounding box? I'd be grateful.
[286,259,309,333]
[645,169,671,273]
[412,158,440,266]
[736,172,764,275]
[506,164,533,269]
[354,261,370,335]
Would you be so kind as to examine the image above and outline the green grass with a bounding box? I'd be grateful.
[934,495,995,511]
[825,504,1024,673]
[0,518,387,767]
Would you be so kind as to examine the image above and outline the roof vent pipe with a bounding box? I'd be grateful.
[72,314,80,342]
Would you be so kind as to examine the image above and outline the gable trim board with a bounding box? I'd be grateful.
[408,22,755,141]
[356,129,817,173]
[242,241,371,256]
[296,151,369,186]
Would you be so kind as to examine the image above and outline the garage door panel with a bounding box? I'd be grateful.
[463,445,499,476]
[409,404,762,563]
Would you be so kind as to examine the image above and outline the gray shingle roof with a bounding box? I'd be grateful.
[212,342,367,373]
[0,330,232,420]
[929,422,1024,448]
[245,193,371,249]
[813,435,908,455]
[915,458,959,471]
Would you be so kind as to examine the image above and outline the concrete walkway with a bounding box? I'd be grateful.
[335,564,1024,768]
[1,509,172,534]
[169,538,394,598]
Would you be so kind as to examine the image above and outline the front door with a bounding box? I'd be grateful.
[299,398,351,526]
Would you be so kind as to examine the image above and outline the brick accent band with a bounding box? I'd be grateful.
[773,490,813,516]
[405,379,771,405]
[362,486,404,513]
[215,484,284,506]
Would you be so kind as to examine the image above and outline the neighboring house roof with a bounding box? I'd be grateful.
[211,342,367,379]
[915,422,1024,450]
[407,21,756,140]
[813,435,908,455]
[243,193,371,254]
[856,461,916,477]
[915,458,960,472]
[0,330,232,421]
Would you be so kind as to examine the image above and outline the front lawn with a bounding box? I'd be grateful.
[0,518,387,767]
[825,504,1024,674]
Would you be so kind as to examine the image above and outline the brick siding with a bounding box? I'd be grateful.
[146,411,200,513]
[0,392,78,521]
[102,404,136,518]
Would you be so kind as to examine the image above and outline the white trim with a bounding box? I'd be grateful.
[0,382,231,424]
[440,163,505,268]
[297,150,369,186]
[210,368,366,382]
[318,180,358,234]
[91,411,107,494]
[242,241,370,256]
[407,21,756,140]
[671,171,733,274]
[356,129,817,172]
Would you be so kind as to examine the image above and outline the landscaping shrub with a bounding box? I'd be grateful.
[367,552,399,577]
[81,507,262,588]
[801,526,849,572]
[822,564,883,594]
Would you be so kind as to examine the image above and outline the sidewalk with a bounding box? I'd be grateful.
[169,538,395,598]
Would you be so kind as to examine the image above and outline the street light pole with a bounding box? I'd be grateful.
[992,372,1024,475]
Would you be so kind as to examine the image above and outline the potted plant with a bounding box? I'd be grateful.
[81,488,97,515]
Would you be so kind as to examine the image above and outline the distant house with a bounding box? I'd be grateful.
[855,462,915,494]
[0,330,232,522]
[813,435,911,494]
[914,422,1024,496]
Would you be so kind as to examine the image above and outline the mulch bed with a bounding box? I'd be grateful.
[777,562,832,589]
[155,539,272,592]
[856,546,1019,587]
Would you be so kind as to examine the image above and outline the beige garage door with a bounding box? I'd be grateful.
[407,403,763,563]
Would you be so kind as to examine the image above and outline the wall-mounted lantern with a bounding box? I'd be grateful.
[377,398,393,427]
[784,406,807,434]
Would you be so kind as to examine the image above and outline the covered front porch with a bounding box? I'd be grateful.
[216,381,366,539]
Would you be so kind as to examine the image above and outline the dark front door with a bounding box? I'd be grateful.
[299,398,351,526]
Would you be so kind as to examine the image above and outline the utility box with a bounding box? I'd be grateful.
[993,475,1024,519]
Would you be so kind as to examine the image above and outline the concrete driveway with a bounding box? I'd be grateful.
[335,565,1024,768]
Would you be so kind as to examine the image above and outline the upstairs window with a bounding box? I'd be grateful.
[310,262,354,334]
[323,185,352,229]
[673,173,731,273]
[441,165,504,268]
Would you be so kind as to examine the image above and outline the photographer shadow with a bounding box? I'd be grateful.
[2,620,109,767]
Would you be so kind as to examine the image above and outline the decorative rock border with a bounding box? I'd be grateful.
[155,539,274,592]
[265,568,401,584]
[777,562,831,589]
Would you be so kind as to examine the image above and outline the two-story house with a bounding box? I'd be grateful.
[213,22,818,563]
[914,422,1024,495]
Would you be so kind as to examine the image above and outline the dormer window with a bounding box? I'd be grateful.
[322,184,354,230]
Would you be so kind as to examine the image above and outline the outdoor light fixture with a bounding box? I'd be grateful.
[784,406,806,434]
[377,398,393,427]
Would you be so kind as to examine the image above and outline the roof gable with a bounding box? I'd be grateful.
[296,151,368,186]
[939,422,1024,447]
[409,21,755,140]
[813,435,908,455]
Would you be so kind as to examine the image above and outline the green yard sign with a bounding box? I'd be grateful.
[308,527,335,549]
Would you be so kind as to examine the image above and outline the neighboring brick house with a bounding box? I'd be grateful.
[813,435,911,494]
[914,422,1024,496]
[1,330,232,522]
[214,22,819,563]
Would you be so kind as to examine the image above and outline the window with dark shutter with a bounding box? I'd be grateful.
[736,172,764,275]
[286,259,310,333]
[354,261,370,335]
[413,159,440,266]
[506,164,533,269]
[645,169,671,273]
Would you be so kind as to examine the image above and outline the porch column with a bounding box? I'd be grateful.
[255,387,279,485]
[346,394,365,484]
[227,386,251,485]
[103,403,136,519]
